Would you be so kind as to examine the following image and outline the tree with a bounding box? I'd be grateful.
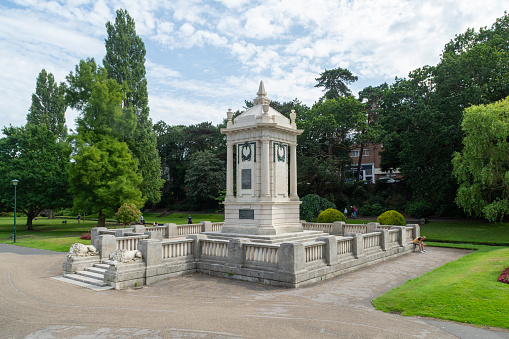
[0,124,70,230]
[315,67,358,100]
[355,83,388,180]
[103,9,164,205]
[297,97,366,196]
[452,96,509,222]
[27,69,67,140]
[66,58,145,227]
[115,202,142,227]
[184,150,225,208]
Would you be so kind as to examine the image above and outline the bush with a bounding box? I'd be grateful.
[405,200,433,218]
[377,210,406,226]
[359,203,386,217]
[300,194,337,222]
[317,208,346,223]
[115,203,141,227]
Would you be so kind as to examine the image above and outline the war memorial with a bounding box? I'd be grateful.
[60,82,419,290]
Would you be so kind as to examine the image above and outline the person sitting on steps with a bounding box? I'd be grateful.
[413,236,427,253]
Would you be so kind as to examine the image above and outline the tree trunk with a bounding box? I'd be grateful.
[26,213,35,231]
[98,212,106,228]
[356,142,365,181]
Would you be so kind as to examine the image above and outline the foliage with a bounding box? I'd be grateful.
[317,208,346,223]
[452,96,509,222]
[359,203,386,217]
[315,67,358,99]
[115,202,142,227]
[27,69,67,140]
[184,150,225,207]
[299,194,336,222]
[297,97,366,195]
[155,121,224,207]
[379,13,509,216]
[67,58,145,226]
[373,247,509,329]
[0,124,70,230]
[405,200,434,219]
[104,9,164,205]
[377,210,406,226]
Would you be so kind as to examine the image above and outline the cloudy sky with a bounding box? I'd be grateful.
[0,0,506,134]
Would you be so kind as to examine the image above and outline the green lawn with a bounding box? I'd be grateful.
[373,246,509,329]
[421,220,509,246]
[0,212,224,252]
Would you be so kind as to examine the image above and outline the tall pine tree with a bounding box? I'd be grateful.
[103,9,164,206]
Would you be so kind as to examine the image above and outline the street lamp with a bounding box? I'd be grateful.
[12,179,18,243]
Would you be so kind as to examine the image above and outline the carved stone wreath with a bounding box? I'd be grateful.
[276,143,286,162]
[241,142,252,162]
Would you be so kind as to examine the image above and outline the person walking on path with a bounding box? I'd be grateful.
[77,214,81,224]
[188,215,192,224]
[413,236,427,253]
[352,206,358,219]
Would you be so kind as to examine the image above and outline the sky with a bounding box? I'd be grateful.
[0,0,507,135]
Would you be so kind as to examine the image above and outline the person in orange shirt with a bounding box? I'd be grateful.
[413,236,427,253]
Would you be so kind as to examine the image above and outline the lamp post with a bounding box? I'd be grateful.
[12,179,18,243]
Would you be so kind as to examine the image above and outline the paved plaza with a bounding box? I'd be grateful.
[1,244,508,338]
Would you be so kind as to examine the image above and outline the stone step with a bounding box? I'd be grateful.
[94,263,110,270]
[64,273,109,287]
[85,266,107,275]
[76,270,105,280]
[51,276,113,291]
[204,230,330,244]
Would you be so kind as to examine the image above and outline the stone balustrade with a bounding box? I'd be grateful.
[86,222,420,289]
[211,222,224,232]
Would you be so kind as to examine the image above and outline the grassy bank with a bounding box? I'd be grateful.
[421,220,509,246]
[373,246,509,329]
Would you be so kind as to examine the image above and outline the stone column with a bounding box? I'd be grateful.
[317,235,338,265]
[91,227,107,249]
[187,234,207,259]
[378,229,389,251]
[226,142,234,200]
[332,221,345,236]
[138,239,162,267]
[347,233,363,259]
[227,238,249,267]
[166,223,179,237]
[278,242,305,273]
[290,142,298,200]
[261,137,270,197]
[202,221,213,232]
[97,235,116,260]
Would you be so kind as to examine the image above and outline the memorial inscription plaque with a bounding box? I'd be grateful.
[239,209,254,219]
[241,169,251,189]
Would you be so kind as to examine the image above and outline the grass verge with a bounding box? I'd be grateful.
[373,246,509,329]
[421,220,509,246]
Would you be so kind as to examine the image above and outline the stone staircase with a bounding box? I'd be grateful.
[53,263,113,291]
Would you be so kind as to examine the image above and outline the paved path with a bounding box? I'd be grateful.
[1,244,508,338]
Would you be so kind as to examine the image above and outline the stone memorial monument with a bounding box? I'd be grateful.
[221,81,304,235]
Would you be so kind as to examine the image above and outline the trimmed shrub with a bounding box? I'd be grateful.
[317,208,346,223]
[300,194,336,222]
[377,210,406,226]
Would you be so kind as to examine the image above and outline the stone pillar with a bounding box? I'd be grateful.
[144,231,163,241]
[187,234,207,259]
[91,227,107,249]
[97,234,116,260]
[202,221,213,232]
[408,224,420,238]
[317,235,337,265]
[347,233,363,259]
[261,137,270,197]
[228,238,249,267]
[366,222,380,233]
[138,239,162,267]
[289,143,298,200]
[115,229,126,237]
[132,225,146,234]
[392,226,406,246]
[278,242,305,273]
[226,142,234,200]
[166,223,179,237]
[332,221,345,236]
[378,229,389,251]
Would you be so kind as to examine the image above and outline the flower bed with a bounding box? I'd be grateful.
[497,267,509,284]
